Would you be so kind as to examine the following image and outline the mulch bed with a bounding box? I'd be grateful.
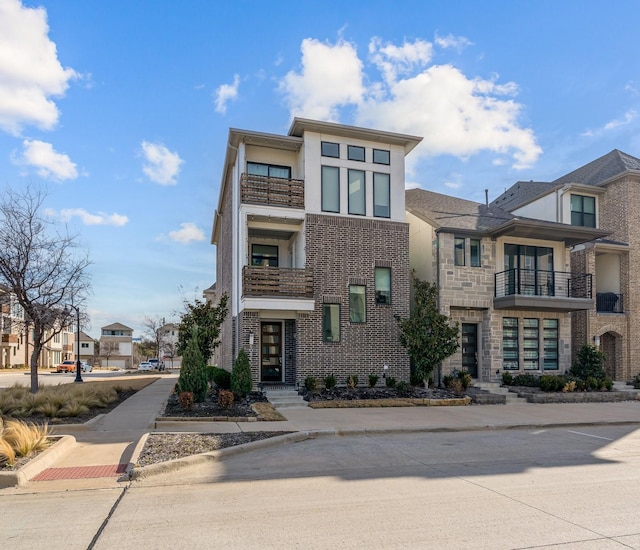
[161,389,269,418]
[301,386,462,403]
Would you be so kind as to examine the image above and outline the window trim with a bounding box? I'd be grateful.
[321,141,340,158]
[349,285,367,323]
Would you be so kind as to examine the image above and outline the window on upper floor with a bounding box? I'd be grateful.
[348,169,366,215]
[81,343,89,348]
[375,267,391,305]
[570,194,596,228]
[247,162,291,179]
[454,237,466,266]
[470,238,481,267]
[251,244,279,267]
[321,165,340,213]
[347,145,365,162]
[455,237,482,267]
[373,173,390,218]
[349,285,366,323]
[321,141,340,158]
[322,303,340,342]
[373,149,390,165]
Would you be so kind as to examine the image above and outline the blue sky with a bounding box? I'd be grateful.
[1,0,639,339]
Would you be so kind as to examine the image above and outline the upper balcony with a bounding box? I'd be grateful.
[494,269,593,311]
[1,334,18,344]
[240,173,304,209]
[242,266,313,299]
[596,292,624,313]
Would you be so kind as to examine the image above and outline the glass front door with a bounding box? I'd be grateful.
[461,323,478,378]
[260,322,282,382]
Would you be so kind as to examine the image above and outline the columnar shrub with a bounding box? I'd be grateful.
[385,376,397,388]
[177,330,208,403]
[323,374,337,390]
[231,349,252,398]
[569,344,606,381]
[304,376,318,392]
[368,374,379,388]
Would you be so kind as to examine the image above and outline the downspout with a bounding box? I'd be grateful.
[436,229,442,387]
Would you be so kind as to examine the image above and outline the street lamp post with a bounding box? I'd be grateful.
[66,304,82,383]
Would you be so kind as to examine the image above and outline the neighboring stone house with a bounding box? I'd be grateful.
[492,149,640,381]
[99,322,133,369]
[406,188,607,383]
[212,118,421,387]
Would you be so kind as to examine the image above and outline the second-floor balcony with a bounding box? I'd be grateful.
[494,269,593,311]
[596,292,624,313]
[243,266,313,299]
[1,334,18,344]
[240,173,305,209]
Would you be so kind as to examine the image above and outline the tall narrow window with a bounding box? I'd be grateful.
[502,317,518,370]
[373,173,390,218]
[454,237,465,266]
[570,194,596,228]
[375,267,391,304]
[470,239,481,267]
[322,304,340,342]
[321,165,340,213]
[348,169,365,215]
[373,149,390,165]
[349,285,366,323]
[523,318,539,370]
[321,141,340,158]
[347,145,365,161]
[543,319,559,370]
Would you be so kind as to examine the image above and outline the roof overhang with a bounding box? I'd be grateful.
[488,219,610,247]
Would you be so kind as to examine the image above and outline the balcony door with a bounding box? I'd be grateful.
[261,322,282,382]
[504,244,554,296]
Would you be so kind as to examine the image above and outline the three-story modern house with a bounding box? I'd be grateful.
[212,118,422,387]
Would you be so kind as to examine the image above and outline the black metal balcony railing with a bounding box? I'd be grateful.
[243,266,313,298]
[596,292,624,313]
[495,269,592,299]
[240,173,305,209]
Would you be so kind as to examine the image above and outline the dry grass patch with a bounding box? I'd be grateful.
[251,402,286,421]
[0,418,51,467]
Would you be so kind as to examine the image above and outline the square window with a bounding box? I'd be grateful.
[321,166,340,213]
[375,267,391,304]
[349,285,366,322]
[322,304,340,342]
[454,237,465,266]
[570,194,596,228]
[321,141,340,158]
[373,149,390,165]
[373,173,390,218]
[347,145,365,162]
[348,169,366,215]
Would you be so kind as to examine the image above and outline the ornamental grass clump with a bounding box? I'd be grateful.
[0,418,51,467]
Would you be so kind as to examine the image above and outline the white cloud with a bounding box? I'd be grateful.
[140,141,184,185]
[14,139,78,181]
[278,37,542,169]
[47,207,128,226]
[214,74,240,114]
[279,38,365,121]
[0,0,78,135]
[434,33,473,51]
[168,222,205,243]
[582,109,637,137]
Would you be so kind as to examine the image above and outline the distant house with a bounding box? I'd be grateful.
[76,331,96,365]
[159,323,181,368]
[99,323,133,369]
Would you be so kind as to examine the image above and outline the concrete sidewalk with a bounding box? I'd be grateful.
[5,375,640,491]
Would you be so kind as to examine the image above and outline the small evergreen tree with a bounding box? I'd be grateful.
[570,344,606,381]
[178,294,228,363]
[231,348,252,398]
[397,274,460,386]
[177,329,208,402]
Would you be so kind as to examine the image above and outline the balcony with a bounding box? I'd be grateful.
[596,292,624,313]
[243,266,313,299]
[1,334,18,344]
[494,269,593,311]
[240,173,304,209]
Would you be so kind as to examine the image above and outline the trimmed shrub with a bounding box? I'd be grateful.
[218,389,234,409]
[501,371,513,386]
[346,375,359,389]
[304,376,318,392]
[211,367,231,390]
[601,377,614,391]
[539,374,566,392]
[512,373,539,387]
[385,376,397,388]
[231,349,252,398]
[368,374,379,388]
[323,374,337,390]
[178,391,194,411]
[395,380,410,396]
[633,373,640,390]
[570,344,606,381]
[178,330,209,403]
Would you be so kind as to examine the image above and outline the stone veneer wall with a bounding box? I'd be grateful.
[295,213,411,384]
[216,170,234,370]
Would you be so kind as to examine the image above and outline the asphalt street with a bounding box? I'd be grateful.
[2,424,640,549]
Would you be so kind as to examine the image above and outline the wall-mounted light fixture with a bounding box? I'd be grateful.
[249,332,254,346]
[593,335,600,348]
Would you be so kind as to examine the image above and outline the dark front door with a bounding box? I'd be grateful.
[261,322,282,382]
[461,323,478,378]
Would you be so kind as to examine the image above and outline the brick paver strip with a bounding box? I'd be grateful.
[32,464,128,481]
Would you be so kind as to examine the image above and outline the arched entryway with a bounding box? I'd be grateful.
[600,332,620,380]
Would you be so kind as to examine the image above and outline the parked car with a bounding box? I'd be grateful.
[81,362,93,373]
[138,361,153,372]
[55,360,77,373]
[148,358,165,371]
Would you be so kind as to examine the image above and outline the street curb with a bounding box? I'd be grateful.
[0,435,76,488]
